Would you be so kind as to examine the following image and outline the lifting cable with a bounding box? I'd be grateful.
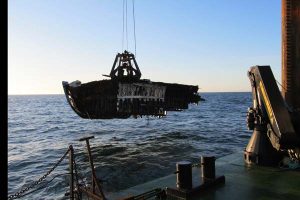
[122,0,137,56]
[126,0,128,50]
[132,0,137,56]
[122,0,125,51]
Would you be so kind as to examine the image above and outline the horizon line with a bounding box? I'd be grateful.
[8,91,252,95]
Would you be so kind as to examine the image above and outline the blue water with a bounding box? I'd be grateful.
[8,92,252,199]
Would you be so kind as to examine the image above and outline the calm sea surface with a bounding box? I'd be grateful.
[8,92,252,199]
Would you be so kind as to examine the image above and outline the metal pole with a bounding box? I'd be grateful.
[79,136,106,200]
[86,139,95,193]
[78,187,103,200]
[69,145,74,200]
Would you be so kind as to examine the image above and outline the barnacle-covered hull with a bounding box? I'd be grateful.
[62,79,201,119]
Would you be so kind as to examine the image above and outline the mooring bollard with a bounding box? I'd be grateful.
[175,161,192,190]
[166,156,224,199]
[201,156,216,181]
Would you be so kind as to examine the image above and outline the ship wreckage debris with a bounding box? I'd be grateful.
[63,51,203,119]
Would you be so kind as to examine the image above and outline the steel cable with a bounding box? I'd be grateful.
[126,0,128,50]
[132,0,137,57]
[122,0,137,55]
[122,0,125,51]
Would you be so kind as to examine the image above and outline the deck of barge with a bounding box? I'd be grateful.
[107,152,300,200]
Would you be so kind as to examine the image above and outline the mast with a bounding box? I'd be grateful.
[282,0,300,111]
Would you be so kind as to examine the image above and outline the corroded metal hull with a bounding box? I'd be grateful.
[63,50,202,119]
[62,79,201,119]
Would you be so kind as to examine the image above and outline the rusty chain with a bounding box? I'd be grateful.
[73,156,80,188]
[8,148,71,200]
[73,150,88,200]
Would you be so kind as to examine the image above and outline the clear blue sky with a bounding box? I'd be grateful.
[8,0,281,94]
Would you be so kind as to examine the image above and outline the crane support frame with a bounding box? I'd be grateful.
[248,66,300,150]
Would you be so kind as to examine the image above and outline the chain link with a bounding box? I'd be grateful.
[73,157,80,188]
[73,150,87,200]
[8,148,71,200]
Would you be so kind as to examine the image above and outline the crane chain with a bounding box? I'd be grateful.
[8,148,71,200]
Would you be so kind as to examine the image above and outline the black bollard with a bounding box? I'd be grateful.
[201,156,216,181]
[166,157,225,199]
[176,161,192,190]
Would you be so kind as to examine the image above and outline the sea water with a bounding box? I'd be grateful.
[8,92,252,199]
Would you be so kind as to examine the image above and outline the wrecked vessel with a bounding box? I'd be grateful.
[62,51,202,119]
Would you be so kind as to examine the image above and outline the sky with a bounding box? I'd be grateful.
[8,0,281,94]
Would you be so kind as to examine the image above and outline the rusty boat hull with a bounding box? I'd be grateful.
[62,79,201,119]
